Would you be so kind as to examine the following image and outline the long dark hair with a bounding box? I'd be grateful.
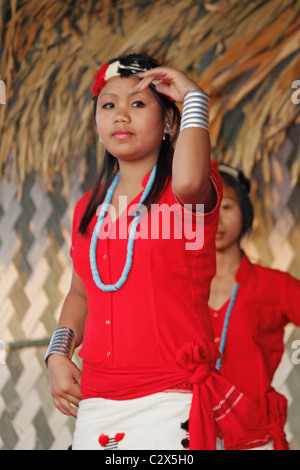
[79,53,181,235]
[218,164,254,237]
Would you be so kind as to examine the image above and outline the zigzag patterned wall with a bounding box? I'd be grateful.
[0,166,83,450]
[0,150,300,450]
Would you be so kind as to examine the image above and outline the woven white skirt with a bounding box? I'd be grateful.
[72,391,193,450]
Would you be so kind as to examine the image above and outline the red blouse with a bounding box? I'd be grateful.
[71,167,222,400]
[210,255,300,449]
[70,167,262,449]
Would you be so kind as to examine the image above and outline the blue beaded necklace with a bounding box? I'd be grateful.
[89,165,157,292]
[216,283,239,371]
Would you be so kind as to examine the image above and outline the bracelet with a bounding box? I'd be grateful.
[180,89,210,132]
[44,327,75,366]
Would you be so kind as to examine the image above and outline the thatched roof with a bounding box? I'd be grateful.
[0,0,299,198]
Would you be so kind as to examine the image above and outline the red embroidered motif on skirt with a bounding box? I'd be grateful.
[99,433,125,449]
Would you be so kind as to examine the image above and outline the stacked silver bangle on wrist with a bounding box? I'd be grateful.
[180,89,210,132]
[44,327,75,366]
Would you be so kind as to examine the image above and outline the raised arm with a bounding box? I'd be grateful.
[136,67,216,212]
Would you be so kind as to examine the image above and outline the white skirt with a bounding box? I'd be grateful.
[249,441,274,451]
[72,392,193,450]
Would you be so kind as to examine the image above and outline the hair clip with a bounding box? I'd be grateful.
[218,164,250,194]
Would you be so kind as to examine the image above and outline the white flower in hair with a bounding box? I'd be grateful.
[105,60,148,82]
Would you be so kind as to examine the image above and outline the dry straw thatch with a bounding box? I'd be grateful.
[0,0,299,198]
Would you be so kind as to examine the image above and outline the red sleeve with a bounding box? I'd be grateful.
[208,162,223,216]
[70,191,92,259]
[281,271,300,326]
[171,162,223,216]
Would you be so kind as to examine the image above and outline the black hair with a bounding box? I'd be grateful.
[79,53,181,235]
[218,164,254,237]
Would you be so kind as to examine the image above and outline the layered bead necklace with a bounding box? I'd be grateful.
[89,165,157,292]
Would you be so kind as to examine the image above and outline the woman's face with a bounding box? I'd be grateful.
[216,182,243,251]
[95,75,165,164]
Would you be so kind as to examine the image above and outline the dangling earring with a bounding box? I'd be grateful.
[163,119,172,140]
[99,136,102,143]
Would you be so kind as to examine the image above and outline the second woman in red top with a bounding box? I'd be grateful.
[209,164,300,450]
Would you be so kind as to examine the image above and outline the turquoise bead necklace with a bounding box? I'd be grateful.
[216,283,239,371]
[89,165,157,292]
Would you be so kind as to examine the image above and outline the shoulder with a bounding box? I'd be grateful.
[251,260,291,280]
[74,189,93,215]
[237,254,299,287]
[71,189,94,231]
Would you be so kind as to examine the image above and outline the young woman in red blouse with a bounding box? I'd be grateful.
[45,54,259,450]
[209,164,300,450]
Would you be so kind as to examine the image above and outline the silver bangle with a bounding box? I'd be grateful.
[44,327,75,366]
[180,90,210,132]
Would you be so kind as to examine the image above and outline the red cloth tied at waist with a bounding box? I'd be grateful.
[176,341,262,450]
[228,390,290,450]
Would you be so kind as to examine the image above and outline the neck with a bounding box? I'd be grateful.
[216,243,243,277]
[117,157,157,187]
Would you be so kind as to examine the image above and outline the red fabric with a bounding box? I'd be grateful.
[70,167,261,449]
[210,255,300,449]
[227,391,290,450]
[71,166,222,397]
[92,62,109,96]
[176,341,261,449]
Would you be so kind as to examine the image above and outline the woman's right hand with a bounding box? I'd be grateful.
[47,354,82,418]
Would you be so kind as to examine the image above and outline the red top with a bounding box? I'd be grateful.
[70,166,262,449]
[71,167,222,398]
[210,255,300,449]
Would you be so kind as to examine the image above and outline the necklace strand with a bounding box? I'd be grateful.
[216,283,239,370]
[89,165,157,291]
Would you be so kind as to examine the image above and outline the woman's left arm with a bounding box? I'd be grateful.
[137,67,216,212]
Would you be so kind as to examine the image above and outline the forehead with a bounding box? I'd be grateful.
[222,182,239,201]
[99,75,152,98]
